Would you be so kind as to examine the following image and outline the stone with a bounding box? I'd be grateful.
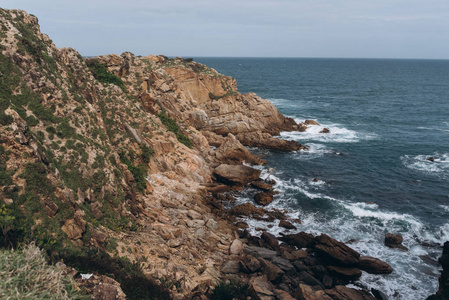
[271,256,295,272]
[279,220,297,230]
[249,275,276,300]
[320,128,330,134]
[359,256,393,274]
[92,283,126,300]
[244,246,278,260]
[427,157,435,162]
[279,232,315,249]
[275,289,296,300]
[385,233,408,251]
[259,258,285,282]
[371,288,389,300]
[214,133,266,165]
[326,266,362,281]
[314,234,360,266]
[240,255,262,273]
[230,239,244,255]
[221,260,240,274]
[254,192,274,206]
[230,203,266,217]
[294,284,332,300]
[325,285,377,300]
[214,164,261,186]
[304,120,320,126]
[251,179,275,191]
[292,261,309,272]
[297,271,324,288]
[236,131,302,152]
[261,231,279,250]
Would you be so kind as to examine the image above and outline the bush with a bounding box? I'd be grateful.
[157,111,193,148]
[210,280,249,300]
[86,60,126,91]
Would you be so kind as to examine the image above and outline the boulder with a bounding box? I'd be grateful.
[236,131,302,152]
[230,203,266,217]
[244,246,278,260]
[327,266,362,281]
[359,256,393,274]
[297,271,324,288]
[314,234,360,266]
[279,232,315,249]
[371,288,389,300]
[325,285,377,300]
[304,120,320,126]
[240,255,262,273]
[259,258,285,282]
[251,179,275,192]
[261,231,279,250]
[230,239,244,255]
[275,289,296,300]
[294,284,332,300]
[221,260,240,274]
[249,275,276,300]
[214,164,261,186]
[214,133,266,165]
[254,192,274,206]
[271,256,295,272]
[320,128,330,134]
[279,220,297,230]
[385,233,408,251]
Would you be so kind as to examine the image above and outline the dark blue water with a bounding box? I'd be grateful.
[194,58,449,298]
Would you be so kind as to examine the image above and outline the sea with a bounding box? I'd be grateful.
[194,57,449,299]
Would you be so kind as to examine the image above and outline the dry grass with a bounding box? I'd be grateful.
[0,243,86,299]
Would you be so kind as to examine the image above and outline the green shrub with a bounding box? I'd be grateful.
[210,280,249,300]
[157,111,193,148]
[119,152,147,192]
[140,144,154,164]
[86,60,126,91]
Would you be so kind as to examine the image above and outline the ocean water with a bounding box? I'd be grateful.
[194,57,449,299]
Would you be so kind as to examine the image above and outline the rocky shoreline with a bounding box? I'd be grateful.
[0,8,445,299]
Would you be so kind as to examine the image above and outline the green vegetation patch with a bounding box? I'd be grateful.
[157,111,193,148]
[86,60,126,91]
[0,243,87,299]
[210,280,249,300]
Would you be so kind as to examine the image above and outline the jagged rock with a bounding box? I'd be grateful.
[314,234,360,266]
[297,271,324,288]
[214,133,265,165]
[327,266,362,281]
[275,289,296,300]
[325,285,377,300]
[254,192,274,206]
[240,255,262,273]
[249,275,276,300]
[244,246,278,260]
[427,157,435,162]
[304,120,320,126]
[293,261,309,272]
[371,288,389,300]
[294,284,332,300]
[221,260,240,274]
[77,274,126,300]
[236,131,302,152]
[230,239,244,255]
[359,256,393,274]
[279,232,315,249]
[230,203,266,217]
[259,258,285,282]
[271,256,295,272]
[261,231,279,250]
[251,179,275,192]
[428,241,449,300]
[279,220,297,230]
[385,233,408,251]
[61,211,86,240]
[320,128,330,134]
[214,164,261,186]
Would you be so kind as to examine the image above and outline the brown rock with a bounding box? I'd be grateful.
[236,131,302,152]
[304,120,320,126]
[234,221,249,229]
[249,275,276,300]
[279,220,297,230]
[325,285,377,300]
[294,284,332,300]
[92,283,126,300]
[251,179,275,192]
[254,192,274,206]
[427,157,435,162]
[214,164,261,186]
[320,128,330,134]
[359,256,393,274]
[221,260,240,274]
[240,255,262,273]
[275,289,296,300]
[230,203,266,217]
[230,239,244,255]
[215,133,266,165]
[279,232,315,249]
[385,233,408,251]
[327,266,362,281]
[314,234,360,266]
[261,231,279,250]
[259,258,285,282]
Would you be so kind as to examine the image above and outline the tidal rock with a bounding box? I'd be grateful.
[371,288,389,300]
[427,157,435,162]
[251,179,275,192]
[214,133,266,165]
[254,192,274,206]
[214,164,261,186]
[385,233,408,251]
[279,220,297,230]
[236,131,302,152]
[325,285,377,300]
[261,231,279,250]
[304,120,320,126]
[279,232,315,249]
[320,128,330,134]
[359,256,393,274]
[230,203,266,217]
[314,234,360,266]
[327,266,362,281]
[249,275,276,300]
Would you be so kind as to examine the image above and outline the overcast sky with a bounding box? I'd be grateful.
[2,0,449,59]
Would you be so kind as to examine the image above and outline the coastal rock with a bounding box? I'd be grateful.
[304,120,320,126]
[271,256,295,272]
[221,260,240,274]
[213,164,261,186]
[359,256,393,274]
[254,192,274,206]
[297,271,325,288]
[230,239,244,255]
[251,179,275,192]
[279,220,297,230]
[261,231,279,250]
[244,246,278,260]
[240,255,262,273]
[327,266,362,281]
[259,258,285,282]
[249,275,276,300]
[325,285,377,300]
[235,131,302,152]
[279,232,315,249]
[294,284,332,300]
[230,203,266,217]
[428,241,449,299]
[385,233,408,251]
[214,133,266,165]
[314,234,360,266]
[320,128,330,134]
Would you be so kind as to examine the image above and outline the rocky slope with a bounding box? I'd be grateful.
[0,8,397,299]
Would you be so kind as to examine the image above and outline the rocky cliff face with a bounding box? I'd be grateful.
[0,8,303,299]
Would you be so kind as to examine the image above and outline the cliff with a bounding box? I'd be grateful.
[0,8,396,300]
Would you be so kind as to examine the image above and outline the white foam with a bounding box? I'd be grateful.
[439,205,449,212]
[279,118,377,143]
[401,152,449,178]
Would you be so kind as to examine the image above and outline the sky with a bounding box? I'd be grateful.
[2,0,449,59]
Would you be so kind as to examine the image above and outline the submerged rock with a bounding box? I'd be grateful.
[385,233,408,251]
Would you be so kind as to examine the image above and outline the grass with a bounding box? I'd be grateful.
[86,60,126,91]
[0,243,87,299]
[157,111,193,148]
